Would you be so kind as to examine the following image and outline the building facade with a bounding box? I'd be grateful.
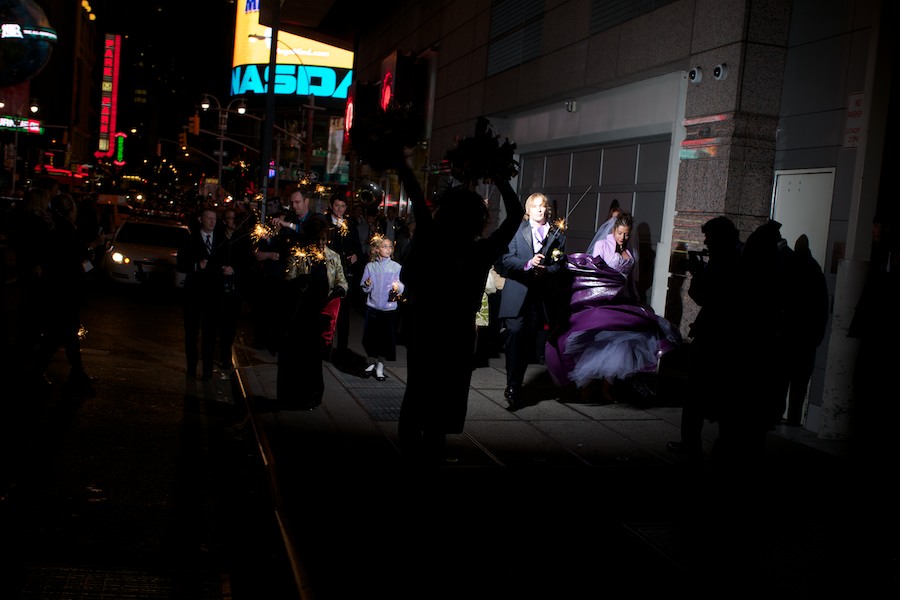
[324,0,892,439]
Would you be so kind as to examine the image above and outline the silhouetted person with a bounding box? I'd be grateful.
[712,219,789,472]
[275,215,348,409]
[11,187,54,364]
[34,193,96,396]
[778,234,829,426]
[325,194,363,359]
[394,150,524,464]
[668,216,742,457]
[217,207,253,371]
[848,210,899,466]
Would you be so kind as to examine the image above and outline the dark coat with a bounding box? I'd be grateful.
[177,225,228,297]
[327,214,364,280]
[498,221,566,320]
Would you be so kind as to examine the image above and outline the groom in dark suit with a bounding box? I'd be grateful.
[498,192,566,407]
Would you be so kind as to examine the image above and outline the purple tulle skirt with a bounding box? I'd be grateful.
[545,253,682,388]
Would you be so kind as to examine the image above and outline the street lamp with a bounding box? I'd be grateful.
[200,94,247,198]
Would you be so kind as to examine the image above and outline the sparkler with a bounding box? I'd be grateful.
[284,243,327,280]
[388,280,406,303]
[538,186,592,264]
[251,220,276,243]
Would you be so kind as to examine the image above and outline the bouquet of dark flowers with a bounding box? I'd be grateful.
[349,103,423,171]
[444,116,519,187]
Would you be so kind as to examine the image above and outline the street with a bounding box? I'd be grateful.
[1,278,295,598]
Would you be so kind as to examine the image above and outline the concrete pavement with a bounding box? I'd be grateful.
[228,308,876,600]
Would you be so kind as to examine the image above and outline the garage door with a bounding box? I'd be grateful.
[519,136,670,302]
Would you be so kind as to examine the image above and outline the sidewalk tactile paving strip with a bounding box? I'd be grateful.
[19,565,223,599]
[327,364,404,420]
[356,391,403,421]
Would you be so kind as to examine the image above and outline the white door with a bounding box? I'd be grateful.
[771,168,835,266]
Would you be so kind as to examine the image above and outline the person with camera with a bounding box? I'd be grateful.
[666,216,743,457]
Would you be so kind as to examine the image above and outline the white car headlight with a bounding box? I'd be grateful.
[111,251,130,264]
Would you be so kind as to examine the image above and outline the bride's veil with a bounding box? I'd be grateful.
[586,212,641,299]
[587,216,616,255]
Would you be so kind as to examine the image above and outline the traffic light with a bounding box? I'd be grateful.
[189,111,200,136]
[179,131,188,149]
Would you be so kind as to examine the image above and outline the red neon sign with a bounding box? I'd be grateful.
[380,71,393,111]
[95,34,122,159]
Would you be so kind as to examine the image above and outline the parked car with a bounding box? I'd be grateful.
[103,218,190,287]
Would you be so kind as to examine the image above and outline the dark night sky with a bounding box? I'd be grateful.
[93,0,237,122]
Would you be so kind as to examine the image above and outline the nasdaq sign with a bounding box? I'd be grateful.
[230,64,352,99]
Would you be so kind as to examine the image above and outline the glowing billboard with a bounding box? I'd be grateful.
[232,2,353,100]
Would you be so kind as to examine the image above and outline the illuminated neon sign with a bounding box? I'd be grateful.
[231,3,353,99]
[113,132,127,166]
[0,115,42,133]
[0,23,58,42]
[95,34,121,159]
[231,64,352,97]
[380,71,393,110]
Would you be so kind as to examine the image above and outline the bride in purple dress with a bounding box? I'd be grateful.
[545,211,681,400]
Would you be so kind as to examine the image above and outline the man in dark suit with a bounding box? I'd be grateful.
[498,192,566,407]
[217,207,254,371]
[274,186,321,244]
[378,205,405,244]
[177,205,229,380]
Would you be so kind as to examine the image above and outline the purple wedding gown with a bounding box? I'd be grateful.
[544,246,681,389]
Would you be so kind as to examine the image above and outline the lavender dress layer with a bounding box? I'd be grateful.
[545,252,682,388]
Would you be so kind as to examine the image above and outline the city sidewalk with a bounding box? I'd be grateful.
[232,307,848,470]
[228,309,871,600]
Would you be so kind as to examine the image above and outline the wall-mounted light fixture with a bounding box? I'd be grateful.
[29,99,39,113]
[688,67,703,83]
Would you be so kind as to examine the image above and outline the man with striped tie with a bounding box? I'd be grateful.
[177,205,228,380]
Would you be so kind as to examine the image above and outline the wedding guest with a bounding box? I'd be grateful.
[360,235,404,381]
[394,148,524,464]
[275,215,348,409]
[176,206,227,380]
[217,207,253,371]
[326,194,364,358]
[34,193,96,396]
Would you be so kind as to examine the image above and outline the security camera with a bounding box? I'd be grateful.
[688,67,703,83]
[713,63,729,80]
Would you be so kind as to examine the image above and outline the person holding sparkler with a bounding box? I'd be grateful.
[360,234,404,381]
